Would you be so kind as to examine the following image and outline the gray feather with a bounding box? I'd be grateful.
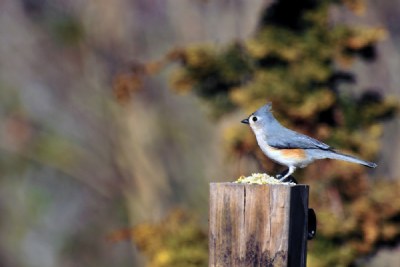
[267,128,331,150]
[308,149,377,168]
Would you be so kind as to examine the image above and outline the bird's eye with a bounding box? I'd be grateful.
[252,116,258,122]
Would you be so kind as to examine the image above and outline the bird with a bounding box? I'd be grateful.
[241,102,377,181]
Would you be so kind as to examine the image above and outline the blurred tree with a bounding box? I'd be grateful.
[108,209,208,267]
[142,0,400,266]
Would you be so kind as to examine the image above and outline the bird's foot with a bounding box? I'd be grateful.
[275,169,298,184]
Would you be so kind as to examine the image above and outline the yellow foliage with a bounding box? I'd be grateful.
[153,249,172,267]
[345,27,388,50]
[246,28,302,61]
[119,209,208,267]
[342,0,366,16]
[182,45,215,68]
[245,39,269,59]
[169,69,194,94]
[288,90,335,119]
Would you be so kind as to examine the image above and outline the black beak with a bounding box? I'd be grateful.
[241,118,249,124]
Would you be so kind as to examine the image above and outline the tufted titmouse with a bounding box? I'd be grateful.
[241,103,377,181]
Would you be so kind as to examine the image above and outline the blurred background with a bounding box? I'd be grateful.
[1,0,400,266]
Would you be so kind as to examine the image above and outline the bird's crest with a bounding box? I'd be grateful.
[255,102,273,116]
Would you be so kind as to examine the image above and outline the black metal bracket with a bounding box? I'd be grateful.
[307,208,317,240]
[276,169,317,240]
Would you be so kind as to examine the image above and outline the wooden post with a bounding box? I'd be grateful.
[209,183,309,267]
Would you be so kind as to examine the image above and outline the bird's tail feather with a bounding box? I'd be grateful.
[325,150,377,168]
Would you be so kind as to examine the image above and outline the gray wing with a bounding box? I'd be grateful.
[267,128,331,150]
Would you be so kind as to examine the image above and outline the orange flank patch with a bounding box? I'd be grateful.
[268,146,307,160]
[280,149,307,159]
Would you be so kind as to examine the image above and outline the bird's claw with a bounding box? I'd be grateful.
[275,170,298,184]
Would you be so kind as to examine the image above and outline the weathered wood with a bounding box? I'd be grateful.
[209,183,309,267]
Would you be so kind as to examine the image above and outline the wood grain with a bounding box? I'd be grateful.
[209,183,309,267]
